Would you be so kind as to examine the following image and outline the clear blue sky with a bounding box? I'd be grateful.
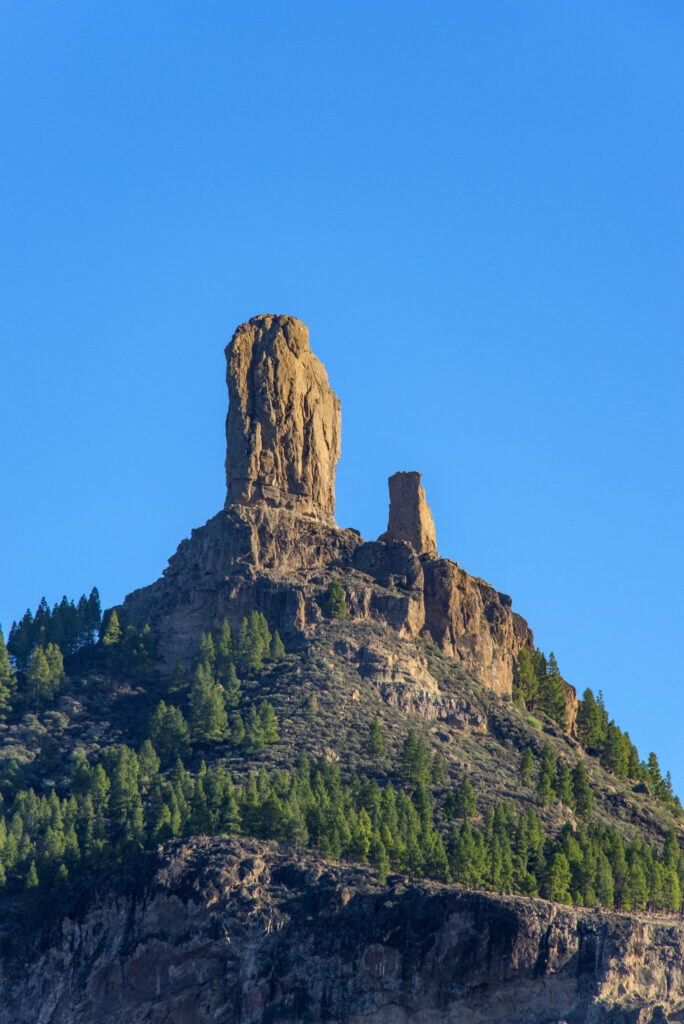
[2,3,682,786]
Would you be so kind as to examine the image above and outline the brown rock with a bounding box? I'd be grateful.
[225,314,340,519]
[379,471,437,554]
[119,316,541,712]
[421,558,533,696]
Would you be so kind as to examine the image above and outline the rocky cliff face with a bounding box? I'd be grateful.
[120,314,558,704]
[4,837,683,1024]
[225,315,340,519]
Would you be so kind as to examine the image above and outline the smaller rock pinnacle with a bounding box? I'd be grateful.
[379,471,437,555]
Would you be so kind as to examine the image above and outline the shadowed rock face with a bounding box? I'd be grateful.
[3,838,684,1024]
[225,315,341,519]
[379,471,437,555]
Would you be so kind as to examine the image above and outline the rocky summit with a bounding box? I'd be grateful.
[121,314,537,700]
[3,313,683,1024]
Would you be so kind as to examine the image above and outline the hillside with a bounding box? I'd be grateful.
[0,314,682,1023]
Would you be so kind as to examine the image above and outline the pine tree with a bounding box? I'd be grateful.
[138,740,160,787]
[188,665,228,744]
[24,860,39,898]
[324,580,348,619]
[520,747,534,784]
[195,632,216,670]
[76,594,90,649]
[245,705,266,750]
[108,746,144,849]
[270,631,286,660]
[454,778,477,820]
[595,852,615,908]
[369,831,390,883]
[367,717,386,761]
[231,712,246,746]
[540,742,557,777]
[252,611,271,659]
[258,700,279,744]
[556,762,575,809]
[235,615,268,675]
[431,753,445,785]
[27,646,51,706]
[601,721,629,779]
[0,627,16,718]
[572,761,593,818]
[515,648,539,707]
[86,588,102,642]
[214,619,232,681]
[400,730,430,784]
[538,653,568,729]
[101,610,121,646]
[222,663,241,709]
[147,701,191,764]
[537,743,556,806]
[577,688,603,749]
[8,610,34,671]
[537,769,555,806]
[44,642,64,700]
[545,851,572,904]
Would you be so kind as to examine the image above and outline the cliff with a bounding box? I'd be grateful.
[121,314,540,703]
[3,837,683,1024]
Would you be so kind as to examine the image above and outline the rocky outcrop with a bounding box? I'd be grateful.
[119,315,534,700]
[4,837,684,1023]
[379,471,437,554]
[225,315,340,518]
[421,559,533,696]
[120,503,363,667]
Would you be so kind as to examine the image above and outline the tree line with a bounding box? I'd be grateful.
[515,649,679,813]
[2,713,682,915]
[7,590,101,670]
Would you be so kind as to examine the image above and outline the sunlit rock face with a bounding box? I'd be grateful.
[225,314,341,520]
[121,313,538,705]
[378,471,437,555]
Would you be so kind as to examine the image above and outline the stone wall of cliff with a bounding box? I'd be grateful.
[2,838,682,1024]
[120,314,563,708]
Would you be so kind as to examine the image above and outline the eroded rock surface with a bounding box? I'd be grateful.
[225,315,341,518]
[3,837,683,1024]
[120,315,536,700]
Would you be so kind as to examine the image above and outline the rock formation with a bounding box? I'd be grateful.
[120,314,546,704]
[378,471,437,554]
[225,315,340,519]
[4,837,684,1023]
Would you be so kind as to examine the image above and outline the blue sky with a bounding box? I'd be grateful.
[1,3,683,786]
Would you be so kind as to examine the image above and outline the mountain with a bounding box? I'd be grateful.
[0,314,682,1023]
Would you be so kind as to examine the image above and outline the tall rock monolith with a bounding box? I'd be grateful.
[225,314,341,519]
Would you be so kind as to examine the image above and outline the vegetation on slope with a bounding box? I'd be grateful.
[0,590,682,915]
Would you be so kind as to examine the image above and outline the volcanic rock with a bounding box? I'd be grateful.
[379,470,437,554]
[120,314,538,705]
[4,837,684,1023]
[225,314,340,519]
